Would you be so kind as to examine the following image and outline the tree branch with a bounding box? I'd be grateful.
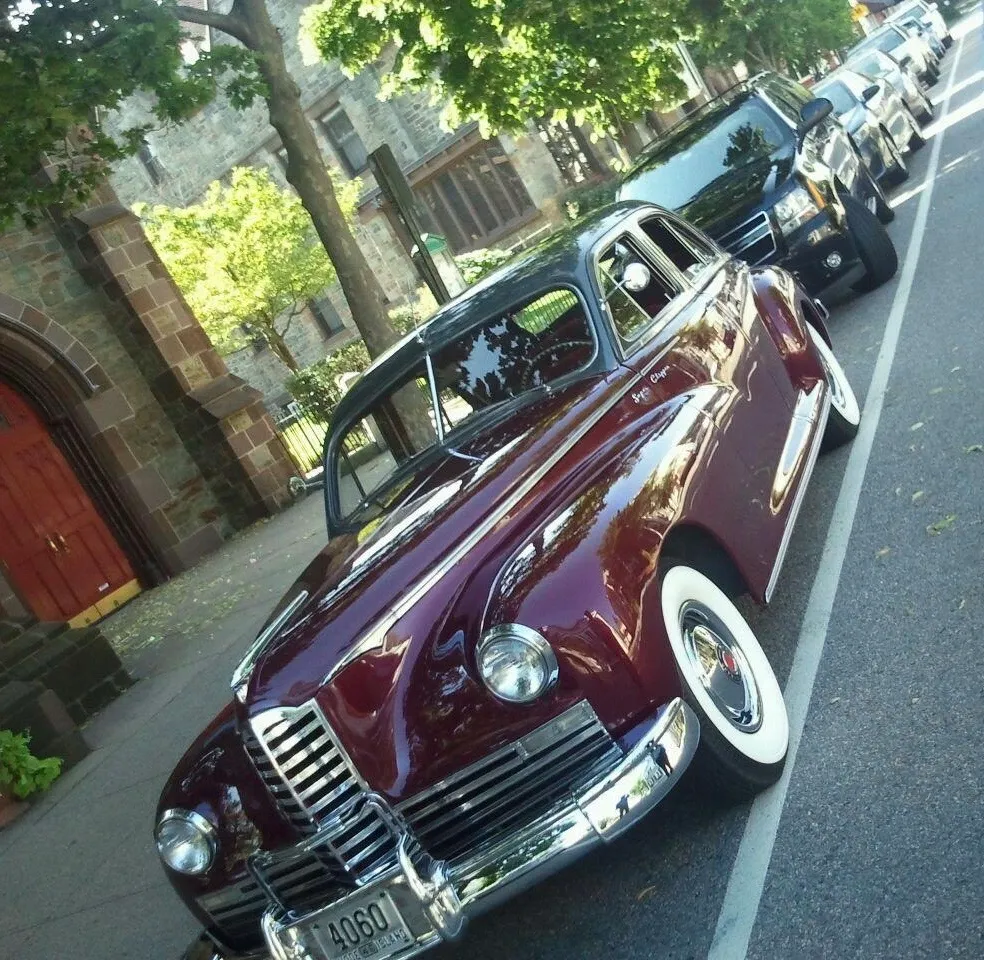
[174,5,253,46]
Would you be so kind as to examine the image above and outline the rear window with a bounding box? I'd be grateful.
[815,80,857,116]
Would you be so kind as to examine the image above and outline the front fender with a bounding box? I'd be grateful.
[485,388,754,735]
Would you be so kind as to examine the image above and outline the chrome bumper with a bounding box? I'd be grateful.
[245,697,699,960]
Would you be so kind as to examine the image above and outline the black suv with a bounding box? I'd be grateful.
[618,73,898,295]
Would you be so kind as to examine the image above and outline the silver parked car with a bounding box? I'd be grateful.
[846,48,935,123]
[887,0,954,49]
[814,68,925,186]
[848,22,941,86]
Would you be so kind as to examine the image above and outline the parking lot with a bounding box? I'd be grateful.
[2,9,983,960]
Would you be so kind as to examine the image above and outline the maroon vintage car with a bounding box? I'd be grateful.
[156,201,861,960]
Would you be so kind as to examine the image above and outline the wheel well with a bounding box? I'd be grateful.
[659,524,749,600]
[798,295,832,346]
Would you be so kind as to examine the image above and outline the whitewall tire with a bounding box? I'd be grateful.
[808,325,860,450]
[661,564,788,795]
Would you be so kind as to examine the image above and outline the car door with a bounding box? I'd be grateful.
[592,212,796,579]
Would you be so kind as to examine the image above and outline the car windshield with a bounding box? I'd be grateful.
[851,52,891,79]
[815,80,857,117]
[331,288,596,526]
[855,29,906,56]
[626,98,789,210]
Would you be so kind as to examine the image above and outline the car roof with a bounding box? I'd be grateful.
[331,201,653,424]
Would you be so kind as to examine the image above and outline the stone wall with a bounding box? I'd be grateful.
[0,183,296,599]
[224,310,356,407]
[0,215,231,551]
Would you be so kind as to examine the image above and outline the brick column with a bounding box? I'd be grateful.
[66,201,295,526]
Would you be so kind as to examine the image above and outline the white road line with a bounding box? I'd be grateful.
[707,32,971,960]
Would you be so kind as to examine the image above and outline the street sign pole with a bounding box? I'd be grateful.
[368,144,452,305]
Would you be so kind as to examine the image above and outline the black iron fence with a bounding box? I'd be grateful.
[272,401,378,479]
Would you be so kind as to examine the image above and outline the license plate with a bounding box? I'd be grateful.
[310,890,414,960]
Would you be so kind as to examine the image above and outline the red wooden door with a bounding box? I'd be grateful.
[0,382,139,625]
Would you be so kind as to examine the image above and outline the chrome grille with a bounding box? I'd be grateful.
[246,703,397,877]
[715,210,777,265]
[398,701,621,862]
[199,844,347,951]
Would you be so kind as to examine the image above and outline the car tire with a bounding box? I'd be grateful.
[882,130,909,184]
[926,64,941,86]
[865,167,895,224]
[807,325,861,450]
[917,94,934,124]
[944,34,954,49]
[906,110,927,151]
[660,564,788,798]
[845,193,899,292]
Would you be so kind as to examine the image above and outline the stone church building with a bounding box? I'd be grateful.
[0,179,295,629]
[106,0,712,407]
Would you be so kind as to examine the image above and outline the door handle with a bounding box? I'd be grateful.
[46,536,59,553]
[56,533,69,553]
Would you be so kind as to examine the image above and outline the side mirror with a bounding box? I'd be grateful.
[621,261,652,293]
[797,98,833,142]
[862,83,880,102]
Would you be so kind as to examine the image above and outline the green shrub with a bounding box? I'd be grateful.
[0,730,61,800]
[455,247,512,284]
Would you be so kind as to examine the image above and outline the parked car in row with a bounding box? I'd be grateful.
[845,48,935,123]
[813,67,925,186]
[155,201,861,960]
[887,0,954,49]
[897,13,947,59]
[618,73,898,297]
[848,22,940,86]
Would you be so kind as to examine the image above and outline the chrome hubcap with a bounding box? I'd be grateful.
[680,603,762,733]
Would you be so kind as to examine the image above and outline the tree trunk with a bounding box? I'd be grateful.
[236,0,399,362]
[265,324,300,371]
[611,109,646,158]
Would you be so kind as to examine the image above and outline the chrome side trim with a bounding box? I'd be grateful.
[764,385,831,603]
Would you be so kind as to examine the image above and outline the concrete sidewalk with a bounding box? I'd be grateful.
[0,493,329,960]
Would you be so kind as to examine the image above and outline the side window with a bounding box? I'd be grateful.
[640,216,716,280]
[597,235,682,346]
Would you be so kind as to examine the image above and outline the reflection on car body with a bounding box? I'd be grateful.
[154,202,864,960]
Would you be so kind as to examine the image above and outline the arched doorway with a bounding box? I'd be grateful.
[0,381,141,626]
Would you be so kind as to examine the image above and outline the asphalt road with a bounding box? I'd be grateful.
[438,12,984,960]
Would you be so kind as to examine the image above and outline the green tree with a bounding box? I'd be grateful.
[140,167,359,371]
[0,0,405,365]
[693,0,856,77]
[301,0,690,154]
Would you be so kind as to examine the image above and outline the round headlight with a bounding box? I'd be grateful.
[155,809,217,875]
[477,625,559,703]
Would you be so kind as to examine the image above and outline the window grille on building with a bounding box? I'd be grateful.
[410,140,535,253]
[317,106,369,176]
[138,143,166,186]
[310,297,346,338]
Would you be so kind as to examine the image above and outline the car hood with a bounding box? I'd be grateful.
[234,371,645,800]
[620,146,796,238]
